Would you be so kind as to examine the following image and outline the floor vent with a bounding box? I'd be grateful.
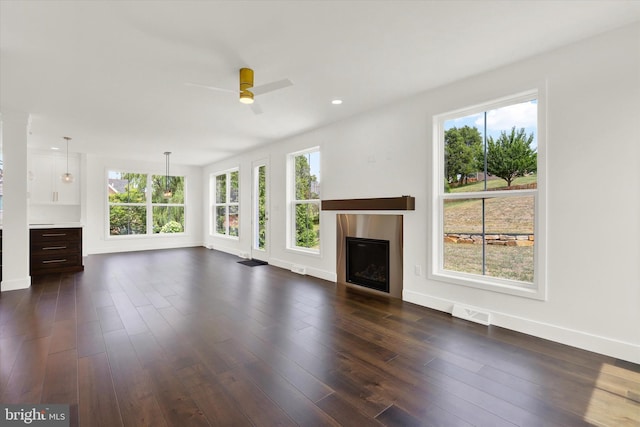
[291,265,306,275]
[452,304,491,326]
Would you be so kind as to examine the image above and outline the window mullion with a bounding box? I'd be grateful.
[443,189,537,200]
[226,172,230,235]
[482,110,487,275]
[147,174,152,235]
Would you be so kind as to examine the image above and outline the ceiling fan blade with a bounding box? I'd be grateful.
[251,78,293,96]
[184,82,239,94]
[250,102,263,115]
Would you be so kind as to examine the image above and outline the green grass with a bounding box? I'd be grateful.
[449,174,537,193]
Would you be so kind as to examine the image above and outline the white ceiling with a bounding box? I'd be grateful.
[2,1,639,166]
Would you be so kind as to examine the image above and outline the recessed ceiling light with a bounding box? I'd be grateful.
[331,99,343,105]
[51,147,60,150]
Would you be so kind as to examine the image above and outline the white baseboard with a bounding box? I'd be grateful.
[88,241,204,255]
[206,244,244,258]
[403,289,640,364]
[1,276,32,292]
[269,257,337,283]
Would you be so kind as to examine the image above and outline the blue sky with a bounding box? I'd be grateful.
[445,100,538,149]
[307,151,321,182]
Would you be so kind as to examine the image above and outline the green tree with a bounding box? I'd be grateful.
[486,127,537,187]
[229,171,239,236]
[151,175,185,204]
[294,154,319,248]
[257,165,266,248]
[150,175,185,233]
[445,126,483,186]
[109,173,147,235]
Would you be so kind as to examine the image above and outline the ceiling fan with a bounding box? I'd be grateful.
[186,68,293,114]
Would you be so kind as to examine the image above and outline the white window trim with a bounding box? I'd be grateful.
[286,147,321,255]
[430,87,547,300]
[211,168,240,239]
[106,169,187,239]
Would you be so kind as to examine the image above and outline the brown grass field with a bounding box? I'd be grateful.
[444,196,534,234]
[444,243,534,282]
[443,176,536,282]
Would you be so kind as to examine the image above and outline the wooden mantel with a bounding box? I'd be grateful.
[321,196,415,211]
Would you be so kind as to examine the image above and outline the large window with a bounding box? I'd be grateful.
[0,157,3,222]
[433,90,545,299]
[108,171,185,236]
[288,148,320,252]
[212,169,239,237]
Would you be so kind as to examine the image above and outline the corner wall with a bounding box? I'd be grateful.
[203,24,640,363]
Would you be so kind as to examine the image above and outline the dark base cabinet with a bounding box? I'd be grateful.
[0,230,3,280]
[30,228,84,275]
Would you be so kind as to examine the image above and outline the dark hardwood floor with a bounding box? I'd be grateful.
[1,247,638,426]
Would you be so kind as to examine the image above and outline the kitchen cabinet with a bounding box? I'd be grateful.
[30,227,84,275]
[28,152,80,205]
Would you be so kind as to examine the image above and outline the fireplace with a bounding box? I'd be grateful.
[337,214,403,298]
[346,237,390,293]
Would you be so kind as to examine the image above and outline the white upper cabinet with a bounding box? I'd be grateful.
[28,151,80,205]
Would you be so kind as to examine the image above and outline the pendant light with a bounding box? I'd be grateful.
[61,136,74,183]
[163,151,172,198]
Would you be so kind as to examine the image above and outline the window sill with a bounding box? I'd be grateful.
[107,232,186,240]
[210,233,239,241]
[430,270,545,300]
[285,246,321,258]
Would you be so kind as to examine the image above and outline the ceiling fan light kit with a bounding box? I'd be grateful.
[186,67,292,113]
[239,91,254,104]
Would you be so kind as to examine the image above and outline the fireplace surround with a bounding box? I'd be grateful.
[337,214,403,298]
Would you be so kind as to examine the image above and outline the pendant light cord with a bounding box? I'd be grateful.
[64,136,71,174]
[164,152,171,193]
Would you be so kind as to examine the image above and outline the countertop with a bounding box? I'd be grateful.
[0,223,84,230]
[29,223,83,229]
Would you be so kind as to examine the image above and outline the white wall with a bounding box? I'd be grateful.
[203,23,640,363]
[85,154,203,254]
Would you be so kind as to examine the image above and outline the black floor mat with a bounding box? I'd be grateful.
[238,259,269,267]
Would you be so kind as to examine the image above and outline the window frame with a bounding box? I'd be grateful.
[106,169,186,238]
[287,147,321,255]
[430,88,547,300]
[211,168,240,239]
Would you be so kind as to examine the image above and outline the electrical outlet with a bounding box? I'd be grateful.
[414,265,422,276]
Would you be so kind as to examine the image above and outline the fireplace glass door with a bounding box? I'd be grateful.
[346,237,390,293]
